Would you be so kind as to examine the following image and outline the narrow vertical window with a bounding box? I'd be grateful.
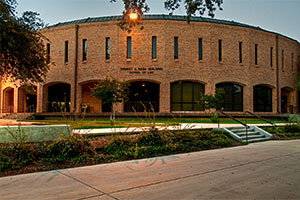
[218,39,222,62]
[105,37,110,60]
[65,41,68,63]
[152,36,157,59]
[82,39,87,61]
[255,44,258,65]
[198,38,203,60]
[270,47,273,67]
[174,37,178,59]
[291,53,294,72]
[239,42,242,63]
[282,49,284,71]
[127,36,131,59]
[46,43,50,61]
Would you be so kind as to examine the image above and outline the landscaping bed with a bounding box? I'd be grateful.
[261,124,300,140]
[0,129,241,177]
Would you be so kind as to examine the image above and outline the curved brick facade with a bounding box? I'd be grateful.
[1,15,300,115]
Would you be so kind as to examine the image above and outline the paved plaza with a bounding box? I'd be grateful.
[1,139,299,200]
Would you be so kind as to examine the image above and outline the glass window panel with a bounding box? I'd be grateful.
[182,103,193,111]
[152,36,157,59]
[171,83,181,102]
[127,37,131,59]
[182,82,193,102]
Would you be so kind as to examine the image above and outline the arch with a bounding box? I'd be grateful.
[216,82,243,112]
[171,81,205,111]
[281,87,296,113]
[170,79,207,86]
[124,81,160,112]
[2,87,14,113]
[216,81,246,87]
[44,83,71,112]
[127,79,161,85]
[253,83,275,89]
[80,81,104,113]
[17,86,37,113]
[253,85,272,112]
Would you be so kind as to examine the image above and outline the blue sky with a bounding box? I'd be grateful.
[16,0,300,42]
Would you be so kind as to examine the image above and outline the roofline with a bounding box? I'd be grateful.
[45,14,299,44]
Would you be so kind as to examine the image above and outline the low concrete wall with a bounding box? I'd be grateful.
[0,125,72,143]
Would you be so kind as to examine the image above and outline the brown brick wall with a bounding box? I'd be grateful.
[2,19,300,115]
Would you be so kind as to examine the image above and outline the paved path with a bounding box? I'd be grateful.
[74,123,287,136]
[1,140,300,200]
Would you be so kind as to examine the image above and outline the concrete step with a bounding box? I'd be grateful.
[222,126,272,143]
[235,132,260,137]
[240,134,265,140]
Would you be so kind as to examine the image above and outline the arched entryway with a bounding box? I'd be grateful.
[124,81,160,112]
[46,83,71,112]
[80,81,111,113]
[253,85,272,112]
[281,87,295,113]
[216,82,243,112]
[171,81,205,111]
[18,86,37,113]
[3,87,14,113]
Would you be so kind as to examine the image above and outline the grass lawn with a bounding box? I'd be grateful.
[21,117,286,129]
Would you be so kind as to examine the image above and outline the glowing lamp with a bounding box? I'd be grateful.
[129,13,138,20]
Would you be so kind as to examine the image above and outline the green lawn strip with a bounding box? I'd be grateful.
[20,117,286,129]
[0,129,241,177]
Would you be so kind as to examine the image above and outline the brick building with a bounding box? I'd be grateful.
[1,15,300,116]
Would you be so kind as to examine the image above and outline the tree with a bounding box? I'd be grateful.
[110,0,223,31]
[91,77,130,124]
[0,0,49,84]
[198,88,225,111]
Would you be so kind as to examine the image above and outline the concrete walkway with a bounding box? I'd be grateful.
[1,139,299,200]
[73,123,287,136]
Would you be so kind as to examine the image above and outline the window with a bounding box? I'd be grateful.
[270,47,273,67]
[218,39,222,62]
[65,41,68,63]
[292,53,294,72]
[198,38,203,60]
[82,39,87,61]
[171,81,204,111]
[127,36,131,59]
[46,43,50,61]
[255,44,258,65]
[239,42,242,63]
[216,83,243,111]
[174,37,178,59]
[282,49,284,71]
[254,85,272,112]
[152,36,157,59]
[105,37,110,60]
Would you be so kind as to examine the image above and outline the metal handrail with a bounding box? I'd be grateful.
[246,111,276,127]
[217,110,249,143]
[25,105,36,113]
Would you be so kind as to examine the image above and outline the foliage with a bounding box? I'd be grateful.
[92,77,129,105]
[91,77,129,124]
[198,88,224,111]
[0,129,239,176]
[110,0,223,31]
[209,113,219,123]
[0,0,49,84]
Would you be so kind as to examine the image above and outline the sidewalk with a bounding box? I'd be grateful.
[73,123,285,136]
[1,139,299,200]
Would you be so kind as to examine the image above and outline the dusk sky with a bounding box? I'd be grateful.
[16,0,300,42]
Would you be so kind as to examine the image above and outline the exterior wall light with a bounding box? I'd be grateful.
[129,13,138,20]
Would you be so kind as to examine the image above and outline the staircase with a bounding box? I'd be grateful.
[223,126,272,143]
